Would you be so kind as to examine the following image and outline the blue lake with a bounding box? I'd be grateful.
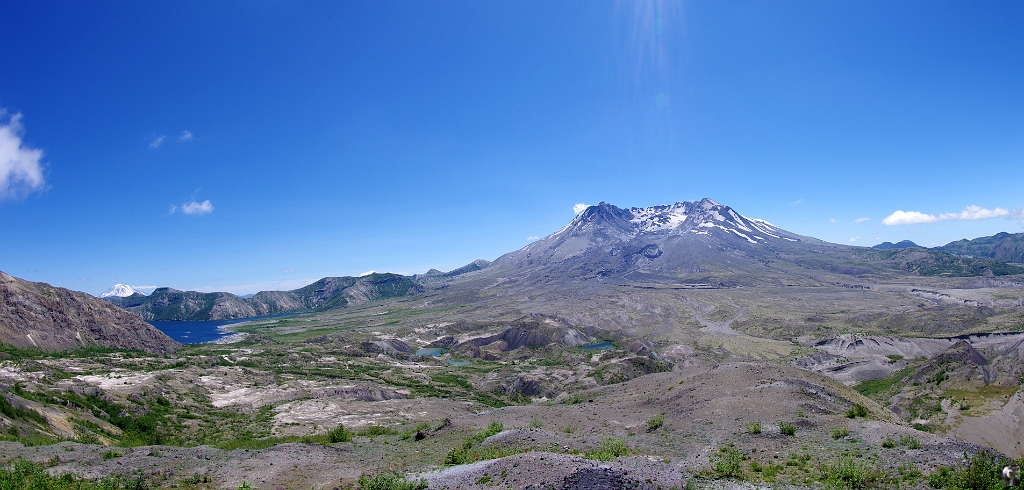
[149,313,301,344]
[416,348,448,356]
[580,341,615,351]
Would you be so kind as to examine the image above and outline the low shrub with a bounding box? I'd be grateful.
[831,427,850,440]
[845,404,868,418]
[585,437,629,462]
[899,434,921,449]
[711,446,744,479]
[328,424,352,443]
[646,414,664,432]
[779,421,796,436]
[819,454,883,489]
[927,451,1018,490]
[745,422,761,434]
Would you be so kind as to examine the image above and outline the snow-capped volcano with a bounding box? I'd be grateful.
[489,198,824,284]
[100,284,140,298]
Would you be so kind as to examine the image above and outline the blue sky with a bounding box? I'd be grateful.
[1,1,1022,295]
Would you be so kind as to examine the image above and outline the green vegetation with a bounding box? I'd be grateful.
[711,446,745,479]
[585,437,630,462]
[443,421,506,465]
[928,451,1021,490]
[778,421,796,436]
[646,414,664,432]
[900,434,922,449]
[854,368,912,396]
[0,459,150,490]
[845,404,869,418]
[329,423,353,442]
[818,454,883,489]
[831,427,850,439]
[356,425,398,438]
[744,421,761,434]
[357,472,428,490]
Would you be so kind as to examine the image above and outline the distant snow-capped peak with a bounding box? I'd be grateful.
[100,284,138,298]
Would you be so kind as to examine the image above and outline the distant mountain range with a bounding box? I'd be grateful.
[98,199,1024,322]
[0,271,178,354]
[872,240,920,250]
[104,273,423,321]
[936,232,1024,263]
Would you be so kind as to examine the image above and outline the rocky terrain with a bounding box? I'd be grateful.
[0,271,178,354]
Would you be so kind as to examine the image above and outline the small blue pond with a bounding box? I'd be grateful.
[580,341,616,351]
[416,348,448,356]
[446,360,471,366]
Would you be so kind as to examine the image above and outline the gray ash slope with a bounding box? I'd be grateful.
[472,198,1022,289]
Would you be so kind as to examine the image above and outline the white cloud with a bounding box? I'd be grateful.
[852,217,870,224]
[0,112,45,200]
[938,205,1010,221]
[791,199,803,205]
[359,270,378,276]
[573,203,590,214]
[283,268,294,273]
[149,135,166,148]
[181,199,214,215]
[527,235,540,241]
[884,205,1020,226]
[882,210,940,225]
[179,130,194,142]
[849,236,861,242]
[829,218,836,223]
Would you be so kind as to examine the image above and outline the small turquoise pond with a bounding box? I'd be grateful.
[446,360,471,366]
[581,341,615,351]
[416,348,448,356]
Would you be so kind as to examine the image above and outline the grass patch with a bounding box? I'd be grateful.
[585,437,630,462]
[819,454,884,489]
[357,471,428,490]
[711,446,745,479]
[443,421,506,465]
[356,425,399,438]
[0,459,150,489]
[745,421,761,434]
[854,369,910,396]
[928,451,1022,490]
[646,414,664,432]
[831,427,850,440]
[779,421,796,436]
